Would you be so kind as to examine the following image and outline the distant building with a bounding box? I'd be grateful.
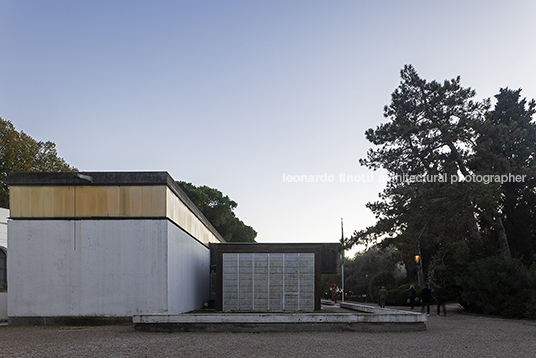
[0,207,8,321]
[0,208,7,286]
[7,172,225,325]
[210,242,341,312]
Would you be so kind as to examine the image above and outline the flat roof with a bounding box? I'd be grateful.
[8,171,174,186]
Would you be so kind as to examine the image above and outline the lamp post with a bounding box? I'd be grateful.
[414,255,424,286]
[341,218,345,302]
[365,275,369,302]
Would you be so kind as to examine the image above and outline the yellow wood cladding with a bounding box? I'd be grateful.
[165,187,221,245]
[10,185,166,218]
[9,185,221,246]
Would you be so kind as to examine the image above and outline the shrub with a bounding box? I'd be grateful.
[396,275,414,286]
[524,291,536,319]
[369,271,396,302]
[457,256,535,319]
[387,284,424,306]
[523,260,536,319]
[427,248,465,302]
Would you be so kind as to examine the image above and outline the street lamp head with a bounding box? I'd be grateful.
[414,255,420,264]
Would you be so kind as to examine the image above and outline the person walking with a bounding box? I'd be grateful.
[436,284,448,316]
[407,285,417,309]
[420,283,432,316]
[330,283,338,303]
[378,286,388,308]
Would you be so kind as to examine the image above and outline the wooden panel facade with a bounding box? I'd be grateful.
[10,185,167,219]
[166,187,221,246]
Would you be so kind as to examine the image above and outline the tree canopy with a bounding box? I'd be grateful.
[470,88,536,262]
[0,117,76,208]
[177,181,257,242]
[347,65,535,260]
[343,66,536,317]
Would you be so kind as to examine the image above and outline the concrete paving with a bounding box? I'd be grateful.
[0,303,535,357]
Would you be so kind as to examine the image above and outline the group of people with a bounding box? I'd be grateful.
[378,283,448,316]
[324,283,339,303]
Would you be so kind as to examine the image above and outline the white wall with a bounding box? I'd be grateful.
[8,219,170,317]
[0,207,7,249]
[167,221,210,313]
[0,292,6,320]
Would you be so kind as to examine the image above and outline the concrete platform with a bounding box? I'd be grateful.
[133,302,426,332]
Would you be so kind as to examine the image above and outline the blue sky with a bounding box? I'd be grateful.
[2,1,536,257]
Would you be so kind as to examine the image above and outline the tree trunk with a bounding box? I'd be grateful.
[417,261,425,286]
[447,141,511,256]
[489,209,512,261]
[469,221,482,242]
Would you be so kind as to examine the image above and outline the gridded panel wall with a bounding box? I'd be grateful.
[222,253,315,312]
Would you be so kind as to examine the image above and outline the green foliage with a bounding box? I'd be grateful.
[471,88,536,263]
[347,65,492,269]
[0,117,76,208]
[525,262,536,318]
[396,275,414,286]
[387,284,424,306]
[346,67,536,318]
[344,245,399,299]
[177,181,257,242]
[457,256,536,319]
[426,246,472,302]
[369,271,396,302]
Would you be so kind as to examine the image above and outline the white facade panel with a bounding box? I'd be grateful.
[0,292,6,320]
[166,221,210,313]
[268,254,284,311]
[222,253,239,310]
[253,254,269,311]
[7,219,170,317]
[238,254,253,310]
[0,207,7,249]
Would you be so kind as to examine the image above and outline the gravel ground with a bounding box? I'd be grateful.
[1,305,535,358]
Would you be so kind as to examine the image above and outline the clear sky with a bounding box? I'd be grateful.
[2,1,536,257]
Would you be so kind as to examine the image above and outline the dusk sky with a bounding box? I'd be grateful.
[2,1,535,257]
